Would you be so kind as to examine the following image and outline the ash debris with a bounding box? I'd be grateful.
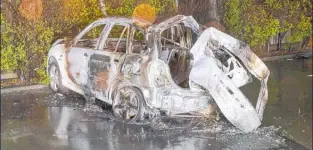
[45,93,85,108]
[45,92,288,150]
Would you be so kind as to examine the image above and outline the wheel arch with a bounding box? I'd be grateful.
[47,56,58,75]
[47,54,68,83]
[47,55,71,94]
[109,80,147,106]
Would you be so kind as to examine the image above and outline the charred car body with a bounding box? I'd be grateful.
[47,15,270,133]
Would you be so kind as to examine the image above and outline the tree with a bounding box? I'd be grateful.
[223,0,312,51]
[264,0,312,50]
[1,0,65,83]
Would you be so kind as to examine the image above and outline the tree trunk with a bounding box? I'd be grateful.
[266,39,270,52]
[298,36,310,51]
[99,0,107,16]
[276,32,287,51]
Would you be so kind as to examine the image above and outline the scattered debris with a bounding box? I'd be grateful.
[295,54,312,59]
[83,104,103,113]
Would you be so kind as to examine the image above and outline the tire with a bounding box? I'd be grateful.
[48,61,69,94]
[112,86,144,123]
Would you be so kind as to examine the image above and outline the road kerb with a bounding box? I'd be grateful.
[1,84,48,94]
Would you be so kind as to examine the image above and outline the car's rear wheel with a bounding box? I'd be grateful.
[48,62,68,94]
[112,86,143,123]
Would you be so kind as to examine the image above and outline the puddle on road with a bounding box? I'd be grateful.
[241,58,312,149]
[1,58,311,150]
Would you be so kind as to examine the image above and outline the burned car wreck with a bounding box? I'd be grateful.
[47,15,270,133]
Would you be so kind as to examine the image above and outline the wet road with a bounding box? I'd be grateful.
[1,58,312,150]
[242,58,312,149]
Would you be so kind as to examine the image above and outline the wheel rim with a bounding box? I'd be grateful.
[49,65,60,92]
[113,87,139,122]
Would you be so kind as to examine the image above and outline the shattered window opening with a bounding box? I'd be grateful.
[104,24,129,53]
[130,27,146,54]
[75,24,106,49]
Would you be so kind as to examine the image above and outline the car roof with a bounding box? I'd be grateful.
[93,17,153,28]
[91,15,200,33]
[151,15,200,33]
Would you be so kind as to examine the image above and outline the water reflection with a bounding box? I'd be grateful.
[242,58,312,149]
[47,105,295,150]
[48,106,217,150]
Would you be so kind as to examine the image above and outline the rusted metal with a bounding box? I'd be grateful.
[47,15,270,133]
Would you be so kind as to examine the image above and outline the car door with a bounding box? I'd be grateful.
[66,22,108,88]
[88,23,130,101]
[189,27,270,132]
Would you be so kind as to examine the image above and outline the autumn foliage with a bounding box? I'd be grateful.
[18,0,43,21]
[132,4,156,23]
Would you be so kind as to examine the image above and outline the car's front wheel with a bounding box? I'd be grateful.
[48,62,68,94]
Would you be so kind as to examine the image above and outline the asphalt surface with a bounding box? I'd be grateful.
[0,89,304,150]
[1,58,312,150]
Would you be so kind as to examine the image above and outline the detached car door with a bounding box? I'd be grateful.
[66,22,108,88]
[189,27,270,133]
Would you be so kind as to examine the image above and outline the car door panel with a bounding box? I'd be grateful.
[66,22,109,91]
[89,53,112,91]
[67,47,95,86]
[87,23,129,99]
[88,50,122,99]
